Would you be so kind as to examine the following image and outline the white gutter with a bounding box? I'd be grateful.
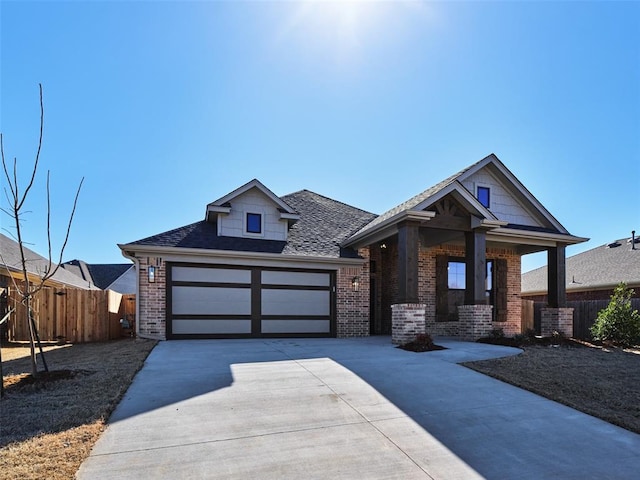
[488,228,589,247]
[117,244,367,270]
[344,210,436,248]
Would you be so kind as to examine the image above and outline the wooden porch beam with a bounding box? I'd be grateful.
[397,221,420,304]
[548,245,567,308]
[465,229,487,305]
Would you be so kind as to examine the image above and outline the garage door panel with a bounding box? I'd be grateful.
[261,319,330,334]
[261,289,330,316]
[172,319,251,334]
[169,265,334,338]
[262,271,330,287]
[172,266,250,284]
[172,286,251,315]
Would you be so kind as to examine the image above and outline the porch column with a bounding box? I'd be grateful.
[544,244,573,336]
[464,229,487,305]
[548,245,567,308]
[392,221,425,345]
[397,221,420,304]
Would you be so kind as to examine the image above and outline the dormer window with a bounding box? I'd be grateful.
[477,186,490,208]
[246,213,262,234]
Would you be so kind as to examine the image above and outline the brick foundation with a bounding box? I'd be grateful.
[391,303,426,345]
[457,304,494,340]
[541,307,574,337]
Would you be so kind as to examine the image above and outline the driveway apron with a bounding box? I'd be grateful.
[76,337,640,479]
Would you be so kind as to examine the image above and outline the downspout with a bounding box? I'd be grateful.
[121,249,141,339]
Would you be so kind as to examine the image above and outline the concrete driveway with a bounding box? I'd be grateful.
[77,337,640,479]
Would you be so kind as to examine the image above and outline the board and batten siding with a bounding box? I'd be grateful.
[217,189,288,241]
[462,170,541,227]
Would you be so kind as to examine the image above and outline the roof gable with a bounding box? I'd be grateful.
[205,179,298,222]
[122,189,376,260]
[345,153,572,247]
[456,154,568,232]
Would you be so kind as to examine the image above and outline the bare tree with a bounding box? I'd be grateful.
[1,84,83,378]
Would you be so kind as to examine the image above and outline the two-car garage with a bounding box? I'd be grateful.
[167,263,335,338]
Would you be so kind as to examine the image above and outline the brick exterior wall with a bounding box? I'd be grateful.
[391,303,426,345]
[137,257,167,340]
[368,238,523,339]
[336,248,371,337]
[457,304,494,340]
[541,307,574,337]
[421,243,522,338]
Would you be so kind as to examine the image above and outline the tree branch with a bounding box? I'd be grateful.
[16,83,44,212]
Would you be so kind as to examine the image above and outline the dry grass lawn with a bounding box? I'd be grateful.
[1,338,156,480]
[462,342,640,434]
[3,338,639,479]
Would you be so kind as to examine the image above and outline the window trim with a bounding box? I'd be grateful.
[245,212,263,235]
[437,255,496,322]
[476,185,491,208]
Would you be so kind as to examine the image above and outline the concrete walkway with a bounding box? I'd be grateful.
[77,337,640,479]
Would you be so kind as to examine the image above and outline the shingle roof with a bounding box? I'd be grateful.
[348,161,482,240]
[0,234,95,289]
[522,235,640,294]
[280,190,377,258]
[61,260,133,290]
[86,264,133,290]
[125,190,377,259]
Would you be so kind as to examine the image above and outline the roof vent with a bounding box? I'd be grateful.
[630,230,637,250]
[607,241,621,248]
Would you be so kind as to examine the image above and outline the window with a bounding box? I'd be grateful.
[246,213,262,234]
[447,261,466,289]
[437,256,497,322]
[477,186,490,208]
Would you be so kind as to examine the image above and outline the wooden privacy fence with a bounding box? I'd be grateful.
[531,299,640,340]
[5,287,135,343]
[521,299,535,333]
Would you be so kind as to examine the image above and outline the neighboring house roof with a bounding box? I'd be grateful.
[522,234,640,295]
[344,153,585,248]
[123,189,376,259]
[0,233,95,289]
[61,260,134,290]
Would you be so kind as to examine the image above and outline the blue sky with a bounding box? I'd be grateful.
[1,0,639,273]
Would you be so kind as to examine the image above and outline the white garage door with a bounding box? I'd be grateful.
[168,264,334,338]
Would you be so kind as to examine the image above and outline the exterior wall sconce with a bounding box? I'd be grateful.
[352,276,360,292]
[148,265,156,283]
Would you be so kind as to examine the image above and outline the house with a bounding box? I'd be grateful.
[522,233,640,301]
[60,260,136,294]
[0,233,97,290]
[119,154,587,343]
[1,233,97,340]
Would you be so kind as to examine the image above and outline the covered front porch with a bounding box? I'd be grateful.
[341,156,587,344]
[366,221,574,344]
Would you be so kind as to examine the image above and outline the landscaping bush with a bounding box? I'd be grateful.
[590,283,640,347]
[398,333,445,352]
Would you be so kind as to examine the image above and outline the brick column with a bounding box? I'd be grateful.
[541,307,574,337]
[391,303,426,345]
[457,304,493,340]
[138,256,167,340]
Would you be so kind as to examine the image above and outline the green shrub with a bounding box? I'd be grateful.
[590,283,640,347]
